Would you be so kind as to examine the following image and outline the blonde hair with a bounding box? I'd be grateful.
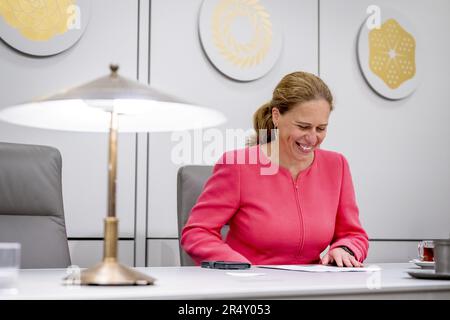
[251,71,333,145]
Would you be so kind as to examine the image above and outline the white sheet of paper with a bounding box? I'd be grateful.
[258,264,381,273]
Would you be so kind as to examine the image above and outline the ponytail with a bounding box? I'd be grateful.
[251,102,276,145]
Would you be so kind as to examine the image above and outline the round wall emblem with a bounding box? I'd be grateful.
[357,7,420,100]
[199,0,283,81]
[0,0,91,56]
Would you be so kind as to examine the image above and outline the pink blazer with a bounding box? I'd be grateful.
[181,145,369,265]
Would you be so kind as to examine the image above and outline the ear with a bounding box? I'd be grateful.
[272,107,280,127]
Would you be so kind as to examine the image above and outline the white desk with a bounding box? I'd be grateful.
[1,263,449,299]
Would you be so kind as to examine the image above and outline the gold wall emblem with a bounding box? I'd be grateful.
[0,0,75,41]
[369,19,416,89]
[212,0,272,68]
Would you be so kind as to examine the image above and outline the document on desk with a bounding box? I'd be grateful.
[258,264,381,272]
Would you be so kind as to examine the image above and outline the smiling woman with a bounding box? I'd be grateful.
[254,72,334,177]
[181,71,369,268]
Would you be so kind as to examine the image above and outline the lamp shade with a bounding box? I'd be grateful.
[0,65,226,132]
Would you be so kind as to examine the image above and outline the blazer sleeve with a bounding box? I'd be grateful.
[181,152,250,265]
[329,155,369,262]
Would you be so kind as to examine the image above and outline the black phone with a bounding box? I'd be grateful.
[201,261,251,270]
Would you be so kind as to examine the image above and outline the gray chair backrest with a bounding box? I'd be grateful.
[177,165,214,266]
[0,142,71,269]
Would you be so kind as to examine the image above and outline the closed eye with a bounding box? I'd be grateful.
[297,125,326,132]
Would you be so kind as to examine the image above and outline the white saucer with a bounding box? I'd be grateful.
[410,259,435,269]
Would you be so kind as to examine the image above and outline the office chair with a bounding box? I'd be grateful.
[177,165,229,266]
[0,142,71,268]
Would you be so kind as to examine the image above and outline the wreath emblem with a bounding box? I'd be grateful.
[211,0,272,68]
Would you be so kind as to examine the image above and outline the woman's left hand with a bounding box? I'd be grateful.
[321,247,363,267]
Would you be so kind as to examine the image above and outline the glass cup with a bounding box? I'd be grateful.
[418,240,434,262]
[0,243,21,293]
[434,239,450,275]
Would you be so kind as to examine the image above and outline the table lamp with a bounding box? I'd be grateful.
[0,64,226,285]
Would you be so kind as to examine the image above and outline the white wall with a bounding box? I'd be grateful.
[0,0,139,266]
[69,240,135,268]
[320,0,450,240]
[0,0,449,267]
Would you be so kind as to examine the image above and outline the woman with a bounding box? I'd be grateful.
[181,71,369,267]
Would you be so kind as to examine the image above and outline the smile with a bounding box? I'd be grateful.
[295,141,313,152]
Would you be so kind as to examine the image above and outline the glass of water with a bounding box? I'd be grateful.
[0,243,21,293]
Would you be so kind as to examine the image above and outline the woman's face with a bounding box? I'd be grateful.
[272,99,331,162]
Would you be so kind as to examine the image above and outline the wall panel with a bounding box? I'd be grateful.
[365,241,418,264]
[68,240,134,268]
[0,0,139,237]
[147,239,180,267]
[320,0,450,239]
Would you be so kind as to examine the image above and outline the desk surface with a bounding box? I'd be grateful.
[1,263,450,299]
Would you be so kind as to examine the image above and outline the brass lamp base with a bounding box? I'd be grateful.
[75,217,155,286]
[80,259,155,286]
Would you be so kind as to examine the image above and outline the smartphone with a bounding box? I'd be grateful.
[201,261,251,270]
